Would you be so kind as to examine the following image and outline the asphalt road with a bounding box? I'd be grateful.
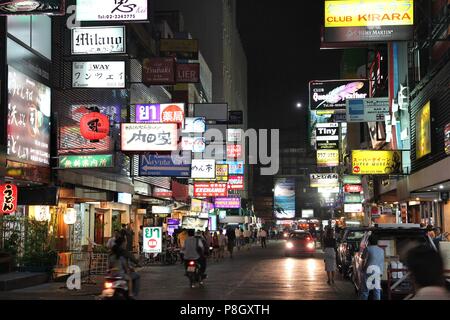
[0,241,356,300]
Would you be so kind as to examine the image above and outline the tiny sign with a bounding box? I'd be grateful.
[143,227,162,254]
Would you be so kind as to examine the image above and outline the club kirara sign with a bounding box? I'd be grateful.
[0,184,18,214]
[76,0,148,22]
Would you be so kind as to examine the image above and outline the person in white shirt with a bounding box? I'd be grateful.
[260,229,268,248]
[182,230,206,281]
[218,230,227,259]
[106,230,121,250]
[243,229,252,250]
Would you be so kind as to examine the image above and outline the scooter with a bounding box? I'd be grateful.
[185,260,203,288]
[100,276,131,300]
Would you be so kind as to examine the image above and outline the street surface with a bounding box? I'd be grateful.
[0,241,355,300]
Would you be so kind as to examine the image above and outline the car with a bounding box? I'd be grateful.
[351,224,436,300]
[336,227,368,278]
[284,230,316,257]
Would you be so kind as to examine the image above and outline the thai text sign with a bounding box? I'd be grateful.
[72,61,125,88]
[325,0,414,28]
[143,227,162,254]
[194,183,228,197]
[135,103,185,127]
[121,123,178,151]
[59,154,113,169]
[352,150,402,175]
[214,197,241,209]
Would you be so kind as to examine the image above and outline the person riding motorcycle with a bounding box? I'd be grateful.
[108,236,140,298]
[181,229,207,281]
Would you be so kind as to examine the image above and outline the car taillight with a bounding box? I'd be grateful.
[189,261,195,266]
[306,237,311,241]
[104,282,113,289]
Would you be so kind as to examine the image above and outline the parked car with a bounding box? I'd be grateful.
[352,224,436,300]
[284,230,316,257]
[336,227,367,278]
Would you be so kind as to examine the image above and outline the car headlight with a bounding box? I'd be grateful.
[286,242,294,249]
[307,242,315,249]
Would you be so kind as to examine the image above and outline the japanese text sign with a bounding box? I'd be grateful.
[352,150,402,175]
[121,123,178,151]
[0,184,18,214]
[72,61,125,88]
[191,159,216,179]
[135,103,185,128]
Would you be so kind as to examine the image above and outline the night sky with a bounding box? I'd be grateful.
[237,1,343,147]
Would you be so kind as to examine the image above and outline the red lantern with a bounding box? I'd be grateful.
[80,112,110,142]
[0,183,18,214]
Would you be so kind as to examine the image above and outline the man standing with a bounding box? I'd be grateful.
[359,235,385,300]
[125,223,135,253]
[260,228,268,248]
[243,228,252,250]
[227,227,236,258]
[235,227,242,251]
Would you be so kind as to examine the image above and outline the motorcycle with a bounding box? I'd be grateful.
[100,276,130,300]
[185,260,203,288]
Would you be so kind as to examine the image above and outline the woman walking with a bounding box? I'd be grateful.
[322,227,337,285]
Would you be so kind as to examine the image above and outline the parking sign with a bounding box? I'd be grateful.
[143,227,162,253]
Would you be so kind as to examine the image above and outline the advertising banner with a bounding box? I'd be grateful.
[143,227,162,254]
[324,0,414,42]
[0,183,18,214]
[194,183,228,197]
[302,209,314,218]
[71,26,126,55]
[344,203,363,213]
[352,150,402,174]
[7,67,51,167]
[139,154,191,177]
[344,194,363,204]
[59,154,113,169]
[191,159,216,179]
[343,175,362,184]
[181,137,206,153]
[121,123,178,151]
[135,103,185,128]
[346,97,390,122]
[227,144,242,159]
[181,217,209,231]
[142,58,176,85]
[183,117,206,133]
[416,101,431,159]
[309,79,369,111]
[218,160,244,175]
[76,0,149,22]
[0,0,64,15]
[153,187,172,198]
[160,39,199,60]
[274,178,296,219]
[344,184,363,193]
[214,197,241,209]
[72,61,125,88]
[317,149,339,167]
[310,173,339,188]
[316,123,339,149]
[195,164,229,182]
[176,63,200,83]
[228,175,244,190]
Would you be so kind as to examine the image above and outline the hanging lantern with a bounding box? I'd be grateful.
[64,208,77,225]
[32,206,51,222]
[80,112,110,142]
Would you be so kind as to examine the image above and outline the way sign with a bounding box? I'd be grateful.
[143,227,162,254]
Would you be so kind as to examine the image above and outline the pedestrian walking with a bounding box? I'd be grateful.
[235,227,242,251]
[322,227,337,285]
[243,228,252,250]
[260,228,267,248]
[212,232,220,261]
[359,235,385,300]
[218,229,227,260]
[405,245,450,300]
[227,227,236,258]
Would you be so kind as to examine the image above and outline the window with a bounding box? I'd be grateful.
[7,15,52,60]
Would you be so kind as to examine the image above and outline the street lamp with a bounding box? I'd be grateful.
[296,102,302,108]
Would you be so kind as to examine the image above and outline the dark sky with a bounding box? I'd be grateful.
[237,1,343,147]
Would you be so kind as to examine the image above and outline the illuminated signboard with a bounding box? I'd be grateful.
[214,197,241,209]
[344,194,364,204]
[309,79,369,111]
[181,137,206,153]
[195,164,229,182]
[135,103,185,128]
[324,0,414,42]
[227,144,242,159]
[325,0,414,27]
[139,154,191,177]
[72,61,125,88]
[142,58,176,85]
[59,154,113,169]
[415,101,431,159]
[302,209,314,218]
[344,184,363,193]
[316,123,339,149]
[218,160,244,175]
[183,117,206,133]
[274,178,296,219]
[76,0,149,22]
[0,183,18,214]
[0,0,64,15]
[120,123,178,152]
[317,149,339,167]
[346,98,390,122]
[71,26,126,55]
[7,66,51,167]
[344,203,363,213]
[194,183,228,197]
[160,39,199,60]
[191,159,216,179]
[228,175,244,190]
[310,173,339,188]
[343,175,362,184]
[352,150,402,175]
[176,63,200,83]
